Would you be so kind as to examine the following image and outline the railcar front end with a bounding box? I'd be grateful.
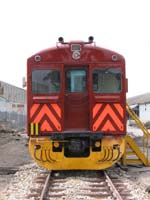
[27,37,127,170]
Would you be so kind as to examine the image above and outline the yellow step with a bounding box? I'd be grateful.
[125,159,143,164]
[126,151,136,155]
[122,135,149,166]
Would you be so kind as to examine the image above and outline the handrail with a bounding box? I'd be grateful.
[126,103,150,163]
[126,103,150,137]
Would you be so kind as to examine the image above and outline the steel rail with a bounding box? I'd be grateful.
[104,171,123,200]
[39,172,51,200]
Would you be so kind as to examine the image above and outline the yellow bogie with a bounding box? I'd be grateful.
[29,136,125,170]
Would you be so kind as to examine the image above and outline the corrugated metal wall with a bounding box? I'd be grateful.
[0,81,26,129]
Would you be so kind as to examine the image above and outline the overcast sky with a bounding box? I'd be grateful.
[0,0,150,97]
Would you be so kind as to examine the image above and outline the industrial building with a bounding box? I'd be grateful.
[127,93,150,123]
[0,81,26,129]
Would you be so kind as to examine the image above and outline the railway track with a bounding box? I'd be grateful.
[28,170,134,200]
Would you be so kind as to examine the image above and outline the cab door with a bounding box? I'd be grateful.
[64,66,89,130]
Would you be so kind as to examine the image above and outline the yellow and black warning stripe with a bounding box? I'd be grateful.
[30,123,39,136]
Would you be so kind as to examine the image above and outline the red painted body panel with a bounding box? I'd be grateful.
[27,40,126,136]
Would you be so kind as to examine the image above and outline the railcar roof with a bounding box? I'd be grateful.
[28,40,125,65]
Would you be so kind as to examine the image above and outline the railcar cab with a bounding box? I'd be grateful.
[27,36,126,135]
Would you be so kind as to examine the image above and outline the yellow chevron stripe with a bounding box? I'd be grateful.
[51,103,61,118]
[30,104,40,118]
[93,103,123,131]
[31,103,61,132]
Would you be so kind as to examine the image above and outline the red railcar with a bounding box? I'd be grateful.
[27,37,127,170]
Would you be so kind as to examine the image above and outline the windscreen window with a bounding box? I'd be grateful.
[66,69,87,93]
[92,69,121,93]
[32,69,60,94]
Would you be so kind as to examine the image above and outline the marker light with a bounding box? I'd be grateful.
[112,54,118,61]
[34,55,41,62]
